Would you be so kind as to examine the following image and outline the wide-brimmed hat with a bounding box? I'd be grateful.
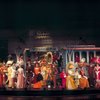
[6,60,13,65]
[67,61,74,69]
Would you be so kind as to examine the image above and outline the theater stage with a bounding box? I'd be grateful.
[0,88,100,96]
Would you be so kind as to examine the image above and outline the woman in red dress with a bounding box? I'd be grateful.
[0,63,4,88]
[60,68,67,89]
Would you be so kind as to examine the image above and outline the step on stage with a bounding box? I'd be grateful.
[0,88,100,96]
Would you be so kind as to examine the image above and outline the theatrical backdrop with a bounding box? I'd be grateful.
[0,30,100,93]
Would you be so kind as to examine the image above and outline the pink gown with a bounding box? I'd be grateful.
[17,67,25,89]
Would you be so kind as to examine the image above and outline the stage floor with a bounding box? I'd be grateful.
[0,88,100,96]
[0,95,100,100]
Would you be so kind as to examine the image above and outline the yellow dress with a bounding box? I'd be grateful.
[7,66,12,87]
[66,70,77,90]
[41,65,47,80]
[41,65,47,86]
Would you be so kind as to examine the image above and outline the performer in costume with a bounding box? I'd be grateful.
[74,68,81,88]
[53,52,58,63]
[46,64,53,89]
[26,60,33,88]
[52,63,58,88]
[46,52,53,64]
[57,54,63,73]
[88,63,95,87]
[40,61,47,88]
[94,63,100,88]
[2,62,7,87]
[79,69,89,89]
[96,56,100,64]
[16,55,24,68]
[0,63,3,88]
[16,65,25,89]
[11,63,16,88]
[66,62,77,90]
[7,61,13,88]
[75,54,80,63]
[32,63,43,89]
[34,63,40,75]
[60,68,67,89]
[78,58,89,79]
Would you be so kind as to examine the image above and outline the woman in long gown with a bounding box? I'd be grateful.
[45,66,53,89]
[2,62,7,87]
[41,63,47,87]
[52,63,58,88]
[94,63,100,88]
[7,64,12,88]
[60,68,67,89]
[66,62,77,90]
[32,63,43,89]
[16,65,25,89]
[0,63,3,88]
[11,64,16,88]
[79,69,89,89]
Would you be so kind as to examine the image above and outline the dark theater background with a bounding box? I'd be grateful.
[0,0,100,99]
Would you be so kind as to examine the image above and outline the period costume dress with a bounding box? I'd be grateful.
[94,64,100,88]
[32,73,43,89]
[66,62,77,90]
[41,65,47,87]
[79,70,89,89]
[34,66,40,75]
[26,61,33,88]
[88,64,95,87]
[11,65,16,88]
[2,64,7,86]
[32,64,43,89]
[60,69,67,89]
[52,64,58,88]
[0,64,3,88]
[74,68,81,88]
[45,66,53,88]
[78,58,89,78]
[7,65,12,88]
[17,66,25,89]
